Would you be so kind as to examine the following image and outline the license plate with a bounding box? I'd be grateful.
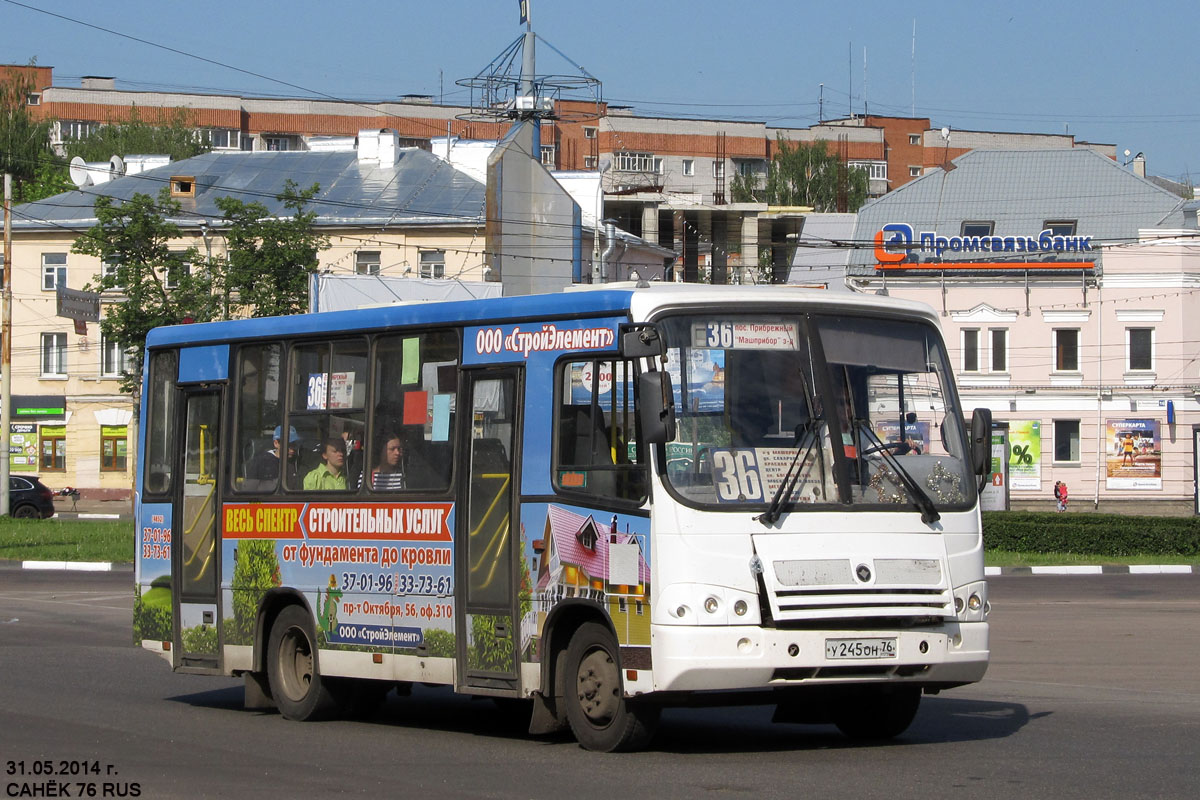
[825,637,897,660]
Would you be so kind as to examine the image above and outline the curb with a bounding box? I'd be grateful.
[21,561,113,572]
[985,564,1196,576]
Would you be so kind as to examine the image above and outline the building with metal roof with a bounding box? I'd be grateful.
[845,149,1199,513]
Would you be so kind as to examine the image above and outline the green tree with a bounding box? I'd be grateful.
[215,180,328,318]
[733,136,869,212]
[74,189,220,394]
[0,65,55,203]
[62,105,209,163]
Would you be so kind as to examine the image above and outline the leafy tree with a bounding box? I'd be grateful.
[732,136,869,212]
[0,65,55,203]
[62,105,210,163]
[215,180,328,318]
[75,189,220,394]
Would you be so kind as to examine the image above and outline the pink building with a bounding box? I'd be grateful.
[847,150,1198,512]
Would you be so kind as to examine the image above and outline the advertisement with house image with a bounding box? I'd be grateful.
[520,502,650,664]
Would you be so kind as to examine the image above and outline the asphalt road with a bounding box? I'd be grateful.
[1,570,1197,799]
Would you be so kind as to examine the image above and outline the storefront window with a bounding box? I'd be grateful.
[100,425,128,471]
[40,425,66,471]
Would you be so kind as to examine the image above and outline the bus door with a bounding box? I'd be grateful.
[172,388,223,673]
[455,368,522,694]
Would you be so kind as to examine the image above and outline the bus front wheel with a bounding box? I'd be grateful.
[267,605,339,721]
[832,685,921,740]
[564,621,659,752]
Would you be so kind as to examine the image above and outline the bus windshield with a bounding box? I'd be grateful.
[657,312,973,514]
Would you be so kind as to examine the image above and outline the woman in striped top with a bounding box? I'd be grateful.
[371,434,405,491]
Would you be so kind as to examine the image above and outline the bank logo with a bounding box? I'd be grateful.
[874,222,913,264]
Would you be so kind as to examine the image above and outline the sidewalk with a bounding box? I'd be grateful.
[51,495,134,521]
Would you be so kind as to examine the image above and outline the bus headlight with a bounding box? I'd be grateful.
[953,581,988,622]
[658,583,761,626]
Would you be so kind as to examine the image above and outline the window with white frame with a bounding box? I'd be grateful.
[26,93,40,106]
[165,253,191,289]
[909,166,922,177]
[540,145,556,167]
[419,249,445,279]
[200,128,240,149]
[1127,328,1153,371]
[962,329,980,372]
[614,152,657,173]
[355,251,381,276]
[41,332,67,376]
[583,127,597,139]
[850,160,887,181]
[1053,420,1081,463]
[61,120,96,140]
[682,159,694,177]
[101,258,121,289]
[1054,328,1080,371]
[991,328,1008,372]
[1043,220,1077,236]
[100,335,130,378]
[909,133,921,145]
[41,253,66,291]
[583,155,597,168]
[735,159,765,177]
[712,160,726,179]
[264,135,291,151]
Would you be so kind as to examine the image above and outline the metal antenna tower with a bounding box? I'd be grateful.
[456,20,603,123]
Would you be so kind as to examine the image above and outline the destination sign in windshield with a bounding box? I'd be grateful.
[691,320,799,350]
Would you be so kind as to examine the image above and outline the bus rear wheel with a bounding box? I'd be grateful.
[563,621,659,752]
[832,685,921,740]
[267,605,338,721]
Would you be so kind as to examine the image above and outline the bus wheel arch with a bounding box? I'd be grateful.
[253,588,311,674]
[558,616,660,752]
[532,600,608,734]
[266,603,340,721]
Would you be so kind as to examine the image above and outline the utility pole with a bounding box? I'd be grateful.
[2,173,13,516]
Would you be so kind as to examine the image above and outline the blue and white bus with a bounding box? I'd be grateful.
[134,284,993,751]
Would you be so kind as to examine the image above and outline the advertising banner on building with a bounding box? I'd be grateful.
[1106,419,1161,490]
[1008,420,1041,490]
[980,425,1009,511]
[9,423,38,472]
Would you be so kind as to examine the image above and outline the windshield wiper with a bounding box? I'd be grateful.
[756,421,824,526]
[855,421,940,525]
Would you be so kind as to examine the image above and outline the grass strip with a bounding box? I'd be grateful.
[0,518,134,563]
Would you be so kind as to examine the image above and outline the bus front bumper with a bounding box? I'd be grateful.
[650,621,988,693]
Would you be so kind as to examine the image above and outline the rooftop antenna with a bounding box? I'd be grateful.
[863,46,868,118]
[911,19,917,117]
[456,0,602,124]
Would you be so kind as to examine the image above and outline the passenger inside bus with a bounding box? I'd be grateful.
[303,437,349,491]
[369,432,405,491]
[243,425,299,491]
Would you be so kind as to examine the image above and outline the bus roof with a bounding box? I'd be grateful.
[144,285,940,348]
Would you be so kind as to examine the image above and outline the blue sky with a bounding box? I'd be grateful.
[3,0,1197,182]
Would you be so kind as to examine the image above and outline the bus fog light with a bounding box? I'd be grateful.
[787,643,799,657]
[954,596,964,613]
[984,601,991,615]
[968,594,982,611]
[737,637,753,653]
[673,605,690,619]
[919,640,929,654]
[733,600,748,616]
[704,597,719,614]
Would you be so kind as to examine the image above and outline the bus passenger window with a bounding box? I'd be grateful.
[372,331,458,492]
[234,343,282,493]
[554,359,646,503]
[143,350,178,496]
[287,340,367,492]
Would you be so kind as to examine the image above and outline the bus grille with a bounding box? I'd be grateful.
[767,558,951,622]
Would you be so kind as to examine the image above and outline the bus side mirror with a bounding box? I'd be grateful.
[621,325,665,358]
[969,408,992,475]
[638,371,676,444]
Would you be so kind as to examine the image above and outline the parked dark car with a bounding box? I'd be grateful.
[9,476,56,519]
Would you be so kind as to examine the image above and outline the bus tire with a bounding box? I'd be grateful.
[267,605,338,721]
[833,685,921,740]
[563,621,659,752]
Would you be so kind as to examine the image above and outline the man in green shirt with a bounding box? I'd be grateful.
[304,437,348,491]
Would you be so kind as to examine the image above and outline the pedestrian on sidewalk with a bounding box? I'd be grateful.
[1056,481,1069,512]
